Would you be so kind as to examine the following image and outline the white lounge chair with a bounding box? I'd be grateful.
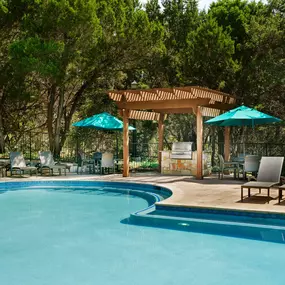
[38,151,67,176]
[241,156,284,202]
[9,152,38,176]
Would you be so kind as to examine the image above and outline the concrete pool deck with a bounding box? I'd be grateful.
[1,173,285,214]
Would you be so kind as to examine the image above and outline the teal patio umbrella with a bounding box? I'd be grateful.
[73,112,136,131]
[205,105,281,155]
[205,105,281,127]
[73,112,136,158]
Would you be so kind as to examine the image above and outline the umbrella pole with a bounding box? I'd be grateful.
[116,132,119,159]
[242,126,246,157]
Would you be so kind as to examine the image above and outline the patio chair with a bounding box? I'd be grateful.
[101,152,115,174]
[77,151,94,174]
[241,156,284,202]
[218,154,240,179]
[38,151,67,176]
[9,152,38,176]
[241,155,260,179]
[93,152,102,174]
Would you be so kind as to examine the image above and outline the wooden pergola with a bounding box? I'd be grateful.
[108,86,236,179]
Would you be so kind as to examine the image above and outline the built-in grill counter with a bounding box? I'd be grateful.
[161,142,211,176]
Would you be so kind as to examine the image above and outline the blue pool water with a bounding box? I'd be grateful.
[1,182,285,285]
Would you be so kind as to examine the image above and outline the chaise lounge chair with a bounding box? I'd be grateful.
[38,151,67,176]
[241,156,284,202]
[9,152,38,176]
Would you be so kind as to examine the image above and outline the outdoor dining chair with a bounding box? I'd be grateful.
[93,152,102,174]
[218,154,240,179]
[242,155,260,179]
[76,151,94,174]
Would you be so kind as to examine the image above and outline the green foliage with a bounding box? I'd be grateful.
[1,0,285,155]
[139,159,159,169]
[184,15,238,89]
[9,37,64,78]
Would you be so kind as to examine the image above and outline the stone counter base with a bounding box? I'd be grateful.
[161,151,211,176]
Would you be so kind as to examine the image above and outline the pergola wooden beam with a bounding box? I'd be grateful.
[119,110,161,121]
[153,108,194,114]
[118,98,210,111]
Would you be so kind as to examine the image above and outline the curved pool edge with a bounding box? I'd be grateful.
[0,179,172,217]
[2,180,285,244]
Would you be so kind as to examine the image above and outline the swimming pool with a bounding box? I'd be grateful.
[0,181,285,285]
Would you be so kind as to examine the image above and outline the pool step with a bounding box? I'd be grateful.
[130,210,285,244]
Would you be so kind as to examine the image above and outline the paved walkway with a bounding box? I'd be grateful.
[1,173,285,214]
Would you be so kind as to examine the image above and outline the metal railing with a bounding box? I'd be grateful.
[217,142,285,157]
[1,130,285,172]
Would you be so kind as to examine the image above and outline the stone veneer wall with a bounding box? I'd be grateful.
[161,151,211,176]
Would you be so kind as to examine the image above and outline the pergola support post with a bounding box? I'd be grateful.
[224,127,230,161]
[123,109,130,177]
[158,113,165,173]
[196,107,203,179]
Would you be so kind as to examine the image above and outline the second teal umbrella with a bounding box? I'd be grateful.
[205,105,281,127]
[205,105,281,156]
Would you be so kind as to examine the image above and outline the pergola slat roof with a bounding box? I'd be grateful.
[109,86,235,103]
[109,86,236,118]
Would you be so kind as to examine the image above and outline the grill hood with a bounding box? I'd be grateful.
[170,142,193,160]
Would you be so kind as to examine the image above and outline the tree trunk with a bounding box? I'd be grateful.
[217,128,224,155]
[53,88,65,158]
[47,85,56,154]
[0,91,5,153]
[0,109,5,153]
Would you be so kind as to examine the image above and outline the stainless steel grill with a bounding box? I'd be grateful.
[170,142,193,160]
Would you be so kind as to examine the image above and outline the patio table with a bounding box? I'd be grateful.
[230,157,245,179]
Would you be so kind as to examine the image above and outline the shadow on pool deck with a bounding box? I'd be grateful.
[111,173,244,186]
[236,195,275,205]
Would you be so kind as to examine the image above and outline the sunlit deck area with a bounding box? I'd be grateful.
[2,173,285,214]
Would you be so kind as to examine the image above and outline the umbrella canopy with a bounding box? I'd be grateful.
[72,112,136,131]
[205,105,281,127]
